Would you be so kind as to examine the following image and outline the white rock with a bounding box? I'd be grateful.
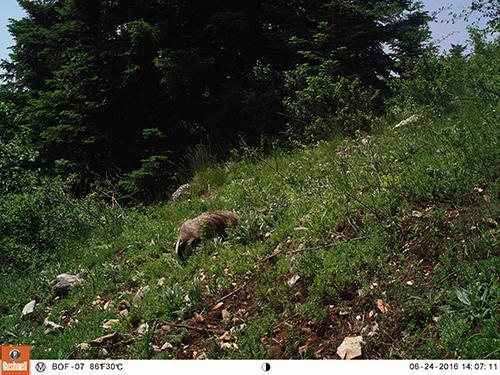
[394,114,420,129]
[169,183,191,202]
[102,319,120,330]
[337,336,363,360]
[56,273,81,284]
[137,322,149,336]
[287,274,300,286]
[22,300,36,316]
[43,318,64,333]
[161,342,173,351]
[76,342,90,351]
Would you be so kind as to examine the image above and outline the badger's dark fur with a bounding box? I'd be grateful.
[174,210,240,260]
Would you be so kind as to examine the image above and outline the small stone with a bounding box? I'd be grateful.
[102,319,120,330]
[157,277,166,287]
[137,322,149,336]
[406,280,414,286]
[54,273,83,297]
[287,274,300,286]
[161,342,173,351]
[394,114,419,129]
[22,300,36,317]
[169,183,191,202]
[119,309,129,317]
[337,336,363,360]
[76,342,90,351]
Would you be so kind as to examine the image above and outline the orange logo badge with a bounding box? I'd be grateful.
[0,346,31,375]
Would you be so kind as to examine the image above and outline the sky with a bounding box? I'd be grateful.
[0,0,490,64]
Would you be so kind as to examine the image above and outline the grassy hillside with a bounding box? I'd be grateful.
[1,100,498,359]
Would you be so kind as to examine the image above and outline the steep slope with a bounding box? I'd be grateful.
[1,101,498,359]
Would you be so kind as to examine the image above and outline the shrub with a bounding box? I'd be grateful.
[0,178,122,273]
[283,60,379,142]
[388,31,499,117]
[117,153,174,201]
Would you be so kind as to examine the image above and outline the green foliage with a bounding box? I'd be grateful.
[117,154,174,200]
[1,0,431,194]
[284,61,379,141]
[389,32,499,117]
[0,178,122,273]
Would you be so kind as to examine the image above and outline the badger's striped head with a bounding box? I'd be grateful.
[174,238,198,260]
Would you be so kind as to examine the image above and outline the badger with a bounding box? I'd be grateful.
[174,210,240,260]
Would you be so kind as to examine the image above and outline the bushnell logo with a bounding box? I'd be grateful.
[1,345,31,375]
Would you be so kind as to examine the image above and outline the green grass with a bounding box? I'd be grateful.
[0,100,498,359]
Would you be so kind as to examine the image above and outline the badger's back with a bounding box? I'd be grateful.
[196,210,240,237]
[174,210,240,259]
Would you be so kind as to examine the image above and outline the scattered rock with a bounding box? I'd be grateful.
[137,322,149,336]
[44,318,64,333]
[337,336,363,360]
[169,183,191,202]
[54,272,85,297]
[160,342,173,351]
[411,210,423,218]
[102,319,120,330]
[193,351,207,360]
[132,286,151,305]
[394,114,420,129]
[119,309,129,317]
[367,322,379,337]
[21,300,36,317]
[76,342,90,351]
[157,277,166,287]
[103,300,114,310]
[287,274,300,287]
[406,280,414,286]
[91,296,104,307]
[220,342,238,350]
